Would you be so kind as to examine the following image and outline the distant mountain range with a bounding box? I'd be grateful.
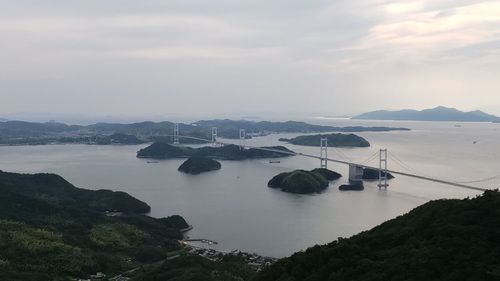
[353,106,500,122]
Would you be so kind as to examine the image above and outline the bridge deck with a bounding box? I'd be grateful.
[165,134,488,192]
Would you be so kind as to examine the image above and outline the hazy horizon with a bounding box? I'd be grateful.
[1,104,500,125]
[1,0,499,117]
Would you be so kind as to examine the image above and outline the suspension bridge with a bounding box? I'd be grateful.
[166,124,495,192]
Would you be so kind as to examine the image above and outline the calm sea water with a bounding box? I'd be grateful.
[1,119,499,257]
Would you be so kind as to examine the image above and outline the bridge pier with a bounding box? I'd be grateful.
[173,123,180,145]
[378,149,389,189]
[211,127,218,146]
[239,129,246,149]
[320,137,328,169]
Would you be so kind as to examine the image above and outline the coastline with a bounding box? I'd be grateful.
[179,226,277,271]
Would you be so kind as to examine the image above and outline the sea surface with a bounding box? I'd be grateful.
[1,119,499,257]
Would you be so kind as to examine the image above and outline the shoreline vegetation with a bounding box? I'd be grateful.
[0,119,410,146]
[255,191,500,281]
[0,170,190,280]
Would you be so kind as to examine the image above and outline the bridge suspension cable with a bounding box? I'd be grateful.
[389,151,500,186]
[388,151,432,177]
[331,147,353,162]
[161,130,491,192]
[360,150,380,165]
[454,174,500,184]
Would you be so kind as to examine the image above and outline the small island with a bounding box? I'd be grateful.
[339,183,364,191]
[178,157,222,175]
[268,168,342,194]
[279,133,370,147]
[137,142,295,160]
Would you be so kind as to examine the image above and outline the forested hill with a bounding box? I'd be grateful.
[279,133,370,147]
[0,170,189,280]
[254,191,500,281]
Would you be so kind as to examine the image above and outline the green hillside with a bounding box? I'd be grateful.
[254,191,500,281]
[0,171,188,280]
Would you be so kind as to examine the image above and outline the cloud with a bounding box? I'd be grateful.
[351,1,500,65]
[0,0,499,116]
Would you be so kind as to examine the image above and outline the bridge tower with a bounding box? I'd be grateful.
[211,127,218,146]
[320,137,328,169]
[378,149,389,189]
[239,129,246,149]
[173,123,180,145]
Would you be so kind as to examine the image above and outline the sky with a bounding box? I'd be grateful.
[1,0,500,120]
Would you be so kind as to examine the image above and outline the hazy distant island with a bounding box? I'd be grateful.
[268,168,342,194]
[0,119,410,146]
[178,157,222,174]
[137,142,295,160]
[339,183,364,191]
[255,191,500,281]
[353,106,500,122]
[279,133,370,147]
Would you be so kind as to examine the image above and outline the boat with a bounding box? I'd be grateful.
[269,160,281,164]
[147,160,159,164]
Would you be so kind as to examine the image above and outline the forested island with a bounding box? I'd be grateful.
[137,143,294,160]
[268,168,342,194]
[279,133,370,147]
[353,106,500,122]
[2,169,500,280]
[178,157,222,174]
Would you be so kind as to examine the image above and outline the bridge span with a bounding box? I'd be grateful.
[161,131,491,192]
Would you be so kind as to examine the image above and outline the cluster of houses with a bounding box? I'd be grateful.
[188,246,277,271]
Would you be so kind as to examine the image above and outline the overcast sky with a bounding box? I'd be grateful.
[1,0,499,119]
